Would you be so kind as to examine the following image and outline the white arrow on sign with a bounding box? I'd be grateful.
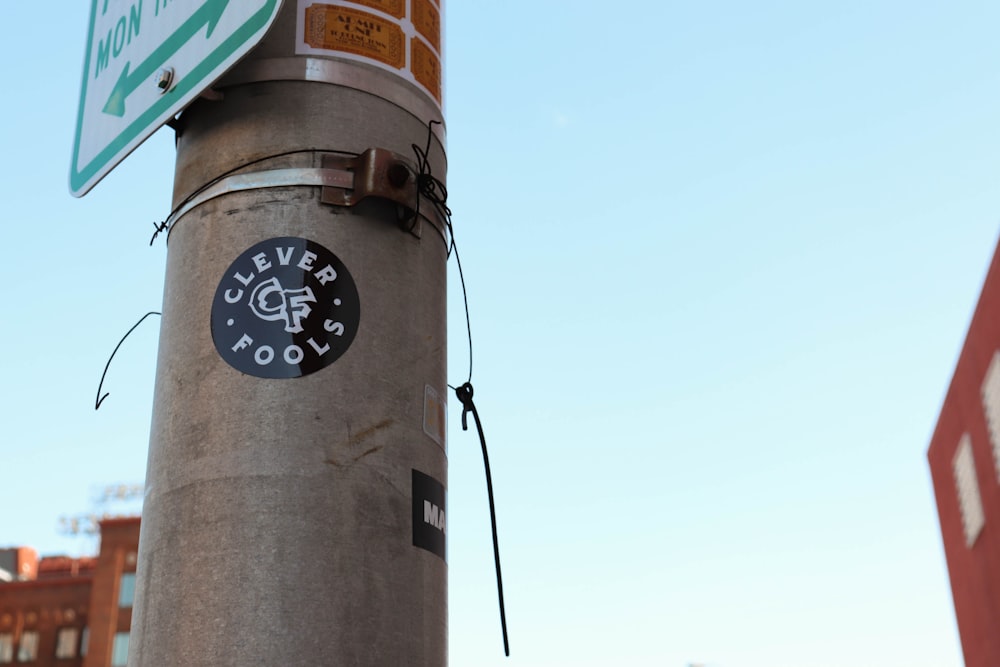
[70,0,284,197]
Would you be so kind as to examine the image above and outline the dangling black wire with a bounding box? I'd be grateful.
[413,121,508,655]
[454,382,510,657]
[95,311,161,410]
[411,120,472,383]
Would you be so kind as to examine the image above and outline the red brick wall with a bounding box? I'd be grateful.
[0,517,140,667]
[928,238,1000,667]
[85,518,140,667]
[0,578,90,666]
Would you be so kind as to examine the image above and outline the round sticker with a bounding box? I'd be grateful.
[211,237,360,379]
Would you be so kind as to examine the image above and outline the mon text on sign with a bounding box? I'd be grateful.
[70,0,283,197]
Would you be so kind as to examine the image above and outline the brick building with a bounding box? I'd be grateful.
[928,236,1000,667]
[0,518,139,666]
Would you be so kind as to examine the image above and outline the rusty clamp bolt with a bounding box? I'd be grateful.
[321,148,424,236]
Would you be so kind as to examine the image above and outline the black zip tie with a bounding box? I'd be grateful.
[95,311,161,410]
[454,381,510,657]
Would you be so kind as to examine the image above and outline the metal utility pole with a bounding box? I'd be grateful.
[125,1,449,664]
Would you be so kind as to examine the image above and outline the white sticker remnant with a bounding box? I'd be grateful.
[423,383,447,450]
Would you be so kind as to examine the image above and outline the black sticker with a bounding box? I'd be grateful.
[412,469,446,560]
[211,237,360,379]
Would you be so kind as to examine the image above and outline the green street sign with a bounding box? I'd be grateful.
[70,0,283,197]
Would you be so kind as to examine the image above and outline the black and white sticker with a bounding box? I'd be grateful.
[412,469,446,560]
[211,237,360,379]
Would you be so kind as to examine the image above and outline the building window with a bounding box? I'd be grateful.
[0,634,13,663]
[981,351,1000,480]
[119,572,136,608]
[16,631,38,662]
[54,628,79,659]
[954,434,986,547]
[111,632,129,667]
[79,628,88,658]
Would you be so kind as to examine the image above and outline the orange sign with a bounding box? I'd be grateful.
[351,0,405,19]
[299,1,443,109]
[305,5,405,69]
[411,0,441,52]
[411,38,441,104]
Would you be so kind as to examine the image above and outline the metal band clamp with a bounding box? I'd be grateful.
[167,148,444,241]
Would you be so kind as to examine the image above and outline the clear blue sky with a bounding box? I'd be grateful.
[3,2,998,665]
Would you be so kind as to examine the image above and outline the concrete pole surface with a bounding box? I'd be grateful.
[128,2,448,665]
